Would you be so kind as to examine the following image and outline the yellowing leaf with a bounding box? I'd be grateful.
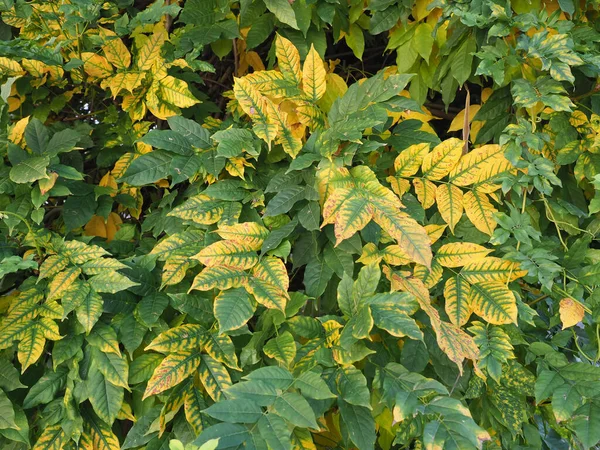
[461,257,526,283]
[444,276,472,327]
[421,138,463,180]
[413,178,437,209]
[168,195,224,225]
[18,324,45,372]
[158,75,200,108]
[302,45,327,102]
[233,77,279,148]
[468,281,518,325]
[373,209,432,268]
[47,267,81,301]
[8,116,30,145]
[463,189,497,235]
[194,240,259,270]
[394,143,430,177]
[217,222,269,250]
[191,267,248,292]
[436,183,464,233]
[102,72,145,98]
[449,144,502,186]
[0,56,24,76]
[137,24,167,71]
[275,34,302,85]
[198,355,232,402]
[102,34,131,70]
[559,298,585,329]
[144,352,203,399]
[81,52,113,79]
[146,324,208,354]
[334,196,375,244]
[436,242,492,268]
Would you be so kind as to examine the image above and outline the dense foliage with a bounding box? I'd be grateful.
[2,0,600,449]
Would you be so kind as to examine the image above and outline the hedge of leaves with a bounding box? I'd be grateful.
[2,0,600,449]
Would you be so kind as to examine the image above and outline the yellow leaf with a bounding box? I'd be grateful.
[102,72,145,98]
[413,178,437,209]
[436,183,464,233]
[425,224,447,244]
[0,56,24,76]
[394,143,430,177]
[275,34,302,84]
[302,44,327,102]
[84,213,123,242]
[81,52,113,79]
[421,138,463,180]
[137,24,167,71]
[463,189,497,235]
[387,271,478,373]
[436,242,492,268]
[101,32,132,69]
[448,105,481,132]
[21,59,48,77]
[9,116,30,145]
[559,298,585,329]
[318,72,348,113]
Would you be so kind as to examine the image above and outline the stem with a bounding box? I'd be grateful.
[540,194,569,252]
[0,211,43,259]
[572,330,595,363]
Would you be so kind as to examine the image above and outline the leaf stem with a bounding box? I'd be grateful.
[0,210,43,259]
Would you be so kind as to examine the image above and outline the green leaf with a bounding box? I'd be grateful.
[451,34,477,86]
[244,367,294,391]
[9,156,49,183]
[272,392,318,429]
[263,331,296,367]
[194,423,250,448]
[263,0,299,30]
[24,118,48,155]
[337,366,371,409]
[203,398,263,423]
[214,288,256,334]
[91,348,130,390]
[294,370,336,400]
[22,367,68,409]
[45,129,81,156]
[257,413,292,450]
[0,389,17,430]
[0,359,26,391]
[140,130,193,156]
[225,381,278,407]
[119,150,174,186]
[167,116,212,149]
[572,401,600,449]
[339,400,376,450]
[87,370,124,424]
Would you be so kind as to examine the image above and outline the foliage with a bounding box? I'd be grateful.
[2,0,600,449]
